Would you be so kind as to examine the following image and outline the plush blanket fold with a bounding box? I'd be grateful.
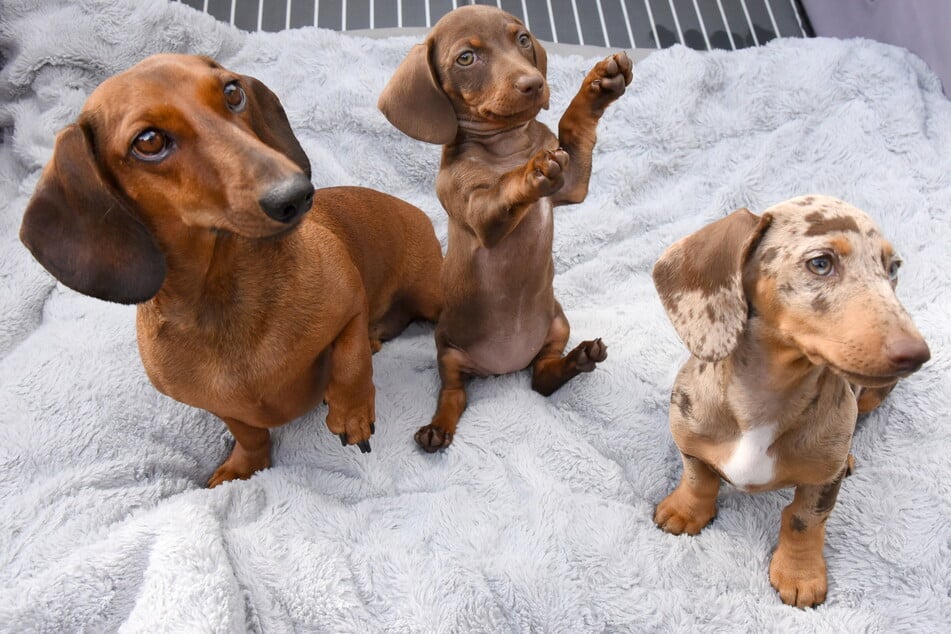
[1,0,948,631]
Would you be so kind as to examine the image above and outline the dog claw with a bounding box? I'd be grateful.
[370,422,376,434]
[358,440,371,453]
[339,433,347,446]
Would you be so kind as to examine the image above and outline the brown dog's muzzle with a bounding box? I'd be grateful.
[258,173,315,224]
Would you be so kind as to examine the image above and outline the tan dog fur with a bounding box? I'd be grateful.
[20,54,442,487]
[652,195,930,607]
[378,5,632,451]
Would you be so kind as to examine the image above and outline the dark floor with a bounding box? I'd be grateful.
[175,0,812,50]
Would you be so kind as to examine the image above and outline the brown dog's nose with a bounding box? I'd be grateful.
[515,74,544,95]
[259,173,314,224]
[886,336,931,373]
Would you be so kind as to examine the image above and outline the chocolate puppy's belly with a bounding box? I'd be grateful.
[458,309,551,375]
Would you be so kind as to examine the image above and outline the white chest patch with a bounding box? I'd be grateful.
[720,423,777,490]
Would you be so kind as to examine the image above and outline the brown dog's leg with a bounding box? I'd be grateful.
[654,454,720,535]
[554,52,632,205]
[769,466,848,608]
[531,307,606,397]
[324,312,376,452]
[208,418,271,488]
[416,343,469,453]
[369,283,443,351]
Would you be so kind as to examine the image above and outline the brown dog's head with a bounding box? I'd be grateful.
[378,5,549,145]
[20,54,313,304]
[653,195,930,386]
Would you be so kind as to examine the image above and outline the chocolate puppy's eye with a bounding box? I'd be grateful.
[517,33,532,48]
[806,255,835,277]
[131,129,171,161]
[457,51,475,66]
[224,81,247,112]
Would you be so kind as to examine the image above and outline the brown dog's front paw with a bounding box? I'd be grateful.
[327,407,375,452]
[571,338,607,373]
[527,148,568,198]
[587,52,633,111]
[415,424,453,453]
[769,546,828,608]
[654,489,716,535]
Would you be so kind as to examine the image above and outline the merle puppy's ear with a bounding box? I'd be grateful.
[653,208,772,361]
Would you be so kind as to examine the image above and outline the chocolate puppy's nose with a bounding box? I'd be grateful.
[259,173,314,224]
[515,74,544,95]
[886,336,931,373]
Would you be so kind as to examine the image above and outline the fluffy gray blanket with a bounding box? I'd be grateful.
[1,0,948,631]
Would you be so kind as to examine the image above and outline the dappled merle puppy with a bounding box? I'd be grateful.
[652,195,930,608]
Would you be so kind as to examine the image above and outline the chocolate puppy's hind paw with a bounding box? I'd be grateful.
[573,338,607,372]
[415,424,454,453]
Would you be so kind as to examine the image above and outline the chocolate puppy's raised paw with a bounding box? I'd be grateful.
[415,424,453,453]
[527,148,568,198]
[587,52,633,110]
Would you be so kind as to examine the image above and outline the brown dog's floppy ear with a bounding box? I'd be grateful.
[20,123,166,305]
[378,43,458,145]
[653,208,772,361]
[242,75,312,179]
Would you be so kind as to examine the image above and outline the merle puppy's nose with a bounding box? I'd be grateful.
[886,336,931,373]
[259,173,314,223]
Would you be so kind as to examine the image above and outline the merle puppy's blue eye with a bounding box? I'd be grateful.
[806,255,834,276]
[888,259,901,280]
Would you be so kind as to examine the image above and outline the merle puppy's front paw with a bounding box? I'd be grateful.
[527,148,568,197]
[588,52,633,111]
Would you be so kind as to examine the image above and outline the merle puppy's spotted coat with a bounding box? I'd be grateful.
[652,195,930,608]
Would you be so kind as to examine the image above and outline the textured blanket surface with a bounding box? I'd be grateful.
[1,1,949,632]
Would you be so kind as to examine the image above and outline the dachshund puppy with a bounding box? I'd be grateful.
[378,5,632,451]
[652,195,930,607]
[21,54,442,487]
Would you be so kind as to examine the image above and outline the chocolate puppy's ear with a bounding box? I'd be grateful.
[20,123,166,304]
[652,208,772,361]
[242,74,312,179]
[529,32,547,77]
[378,42,458,145]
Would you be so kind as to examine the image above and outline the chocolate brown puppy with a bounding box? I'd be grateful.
[379,5,632,451]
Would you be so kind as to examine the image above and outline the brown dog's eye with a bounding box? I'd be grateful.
[131,129,171,161]
[806,255,835,277]
[517,33,532,48]
[224,81,247,112]
[456,51,475,67]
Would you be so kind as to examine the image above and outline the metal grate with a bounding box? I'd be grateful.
[176,0,811,50]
